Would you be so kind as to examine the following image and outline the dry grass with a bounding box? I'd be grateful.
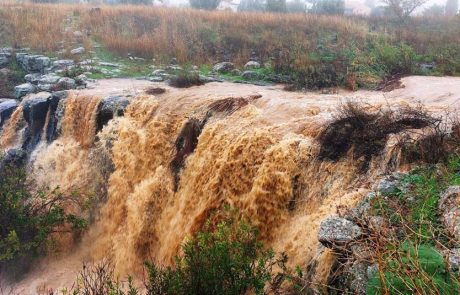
[0,3,458,86]
[0,3,91,54]
[80,6,368,65]
[0,3,367,65]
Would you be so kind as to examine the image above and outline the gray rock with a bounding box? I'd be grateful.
[75,74,88,85]
[37,84,54,92]
[0,148,27,169]
[149,76,165,82]
[16,54,51,73]
[0,55,9,67]
[420,62,436,71]
[24,73,42,84]
[99,62,120,68]
[244,61,260,70]
[445,248,460,271]
[199,75,223,83]
[166,64,183,71]
[376,173,404,195]
[319,217,363,249]
[438,186,460,241]
[57,77,76,90]
[212,62,234,73]
[38,74,61,84]
[0,48,12,55]
[349,261,370,295]
[96,96,130,131]
[230,69,242,76]
[15,52,27,64]
[79,59,94,66]
[53,59,75,68]
[15,83,36,99]
[22,55,51,73]
[70,47,85,55]
[21,92,63,149]
[152,69,167,76]
[0,99,19,127]
[347,192,376,221]
[241,70,261,80]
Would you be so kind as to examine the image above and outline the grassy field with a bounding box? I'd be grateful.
[0,3,459,89]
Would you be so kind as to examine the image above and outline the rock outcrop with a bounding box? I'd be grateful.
[244,61,260,69]
[21,92,65,151]
[96,95,130,132]
[212,62,234,73]
[15,83,36,99]
[0,99,19,127]
[16,53,51,74]
[319,216,363,249]
[439,186,460,241]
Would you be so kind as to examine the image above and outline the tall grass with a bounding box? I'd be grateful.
[1,3,459,87]
[0,3,91,53]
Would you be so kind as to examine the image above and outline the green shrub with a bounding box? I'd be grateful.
[367,243,460,294]
[0,164,87,269]
[0,58,26,98]
[144,219,278,295]
[367,155,460,294]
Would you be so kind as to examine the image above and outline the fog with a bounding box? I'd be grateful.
[158,0,453,14]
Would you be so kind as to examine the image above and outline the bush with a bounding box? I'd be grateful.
[311,0,345,15]
[70,259,138,295]
[0,59,26,99]
[237,0,265,12]
[145,87,166,95]
[367,243,460,294]
[286,0,306,13]
[144,219,279,295]
[365,157,460,294]
[189,0,222,10]
[266,0,287,12]
[168,71,204,88]
[0,163,86,271]
[318,102,437,170]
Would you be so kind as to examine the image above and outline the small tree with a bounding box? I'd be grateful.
[144,219,281,295]
[445,0,459,16]
[287,0,306,13]
[311,0,345,15]
[382,0,428,23]
[238,0,265,11]
[189,0,222,10]
[266,0,287,12]
[0,163,86,270]
[423,4,445,16]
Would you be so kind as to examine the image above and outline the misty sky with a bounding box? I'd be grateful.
[162,0,454,14]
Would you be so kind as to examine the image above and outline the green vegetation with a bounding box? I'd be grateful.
[67,218,299,295]
[0,164,86,271]
[367,154,460,294]
[144,219,278,295]
[168,70,204,88]
[2,4,459,90]
[0,58,26,98]
[367,243,460,295]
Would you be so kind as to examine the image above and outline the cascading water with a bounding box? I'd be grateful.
[2,77,459,291]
